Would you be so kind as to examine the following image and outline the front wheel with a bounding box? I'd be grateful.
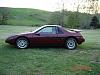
[16,38,29,49]
[65,38,77,50]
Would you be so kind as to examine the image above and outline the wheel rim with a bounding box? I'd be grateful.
[67,39,76,49]
[17,39,28,48]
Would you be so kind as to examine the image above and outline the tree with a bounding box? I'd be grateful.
[79,0,99,14]
[67,12,80,28]
[90,16,99,28]
[0,7,9,25]
[49,10,68,26]
[60,0,65,26]
[48,11,61,25]
[54,0,65,26]
[76,0,100,29]
[84,0,99,14]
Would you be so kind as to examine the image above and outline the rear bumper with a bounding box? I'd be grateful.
[76,36,85,44]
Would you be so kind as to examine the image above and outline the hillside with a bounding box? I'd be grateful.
[0,7,51,26]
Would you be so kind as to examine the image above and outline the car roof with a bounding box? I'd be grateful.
[42,25,62,27]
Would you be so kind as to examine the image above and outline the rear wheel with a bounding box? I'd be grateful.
[65,38,77,50]
[16,37,29,49]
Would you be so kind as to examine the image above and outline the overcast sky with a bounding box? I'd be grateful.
[0,0,77,11]
[0,0,100,12]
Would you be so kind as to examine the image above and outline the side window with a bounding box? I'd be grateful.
[57,27,63,34]
[37,27,56,34]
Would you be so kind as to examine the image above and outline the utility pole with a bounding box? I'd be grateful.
[60,0,64,27]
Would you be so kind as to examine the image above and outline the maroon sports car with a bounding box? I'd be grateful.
[5,25,85,49]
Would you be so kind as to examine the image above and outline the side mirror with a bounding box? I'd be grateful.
[35,33,40,36]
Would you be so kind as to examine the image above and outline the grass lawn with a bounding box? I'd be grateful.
[0,25,100,75]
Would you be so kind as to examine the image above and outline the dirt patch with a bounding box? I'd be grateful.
[71,64,92,72]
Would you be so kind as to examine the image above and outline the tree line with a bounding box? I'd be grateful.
[49,10,100,29]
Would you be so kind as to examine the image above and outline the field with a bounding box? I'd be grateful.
[0,25,100,75]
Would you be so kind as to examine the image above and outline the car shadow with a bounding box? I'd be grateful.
[4,44,67,51]
[3,44,85,51]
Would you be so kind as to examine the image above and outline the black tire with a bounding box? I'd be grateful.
[16,37,29,49]
[65,38,77,50]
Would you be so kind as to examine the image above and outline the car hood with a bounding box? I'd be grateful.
[18,32,33,35]
[7,31,34,39]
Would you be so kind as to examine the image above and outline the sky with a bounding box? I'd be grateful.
[0,0,100,12]
[0,0,77,11]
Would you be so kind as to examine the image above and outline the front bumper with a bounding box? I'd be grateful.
[5,36,17,45]
[5,38,14,45]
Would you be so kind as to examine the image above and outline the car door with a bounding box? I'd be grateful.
[32,26,59,46]
[56,27,65,45]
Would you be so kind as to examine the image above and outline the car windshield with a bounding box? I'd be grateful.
[32,26,44,33]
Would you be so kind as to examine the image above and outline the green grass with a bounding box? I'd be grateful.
[78,29,100,50]
[0,25,100,75]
